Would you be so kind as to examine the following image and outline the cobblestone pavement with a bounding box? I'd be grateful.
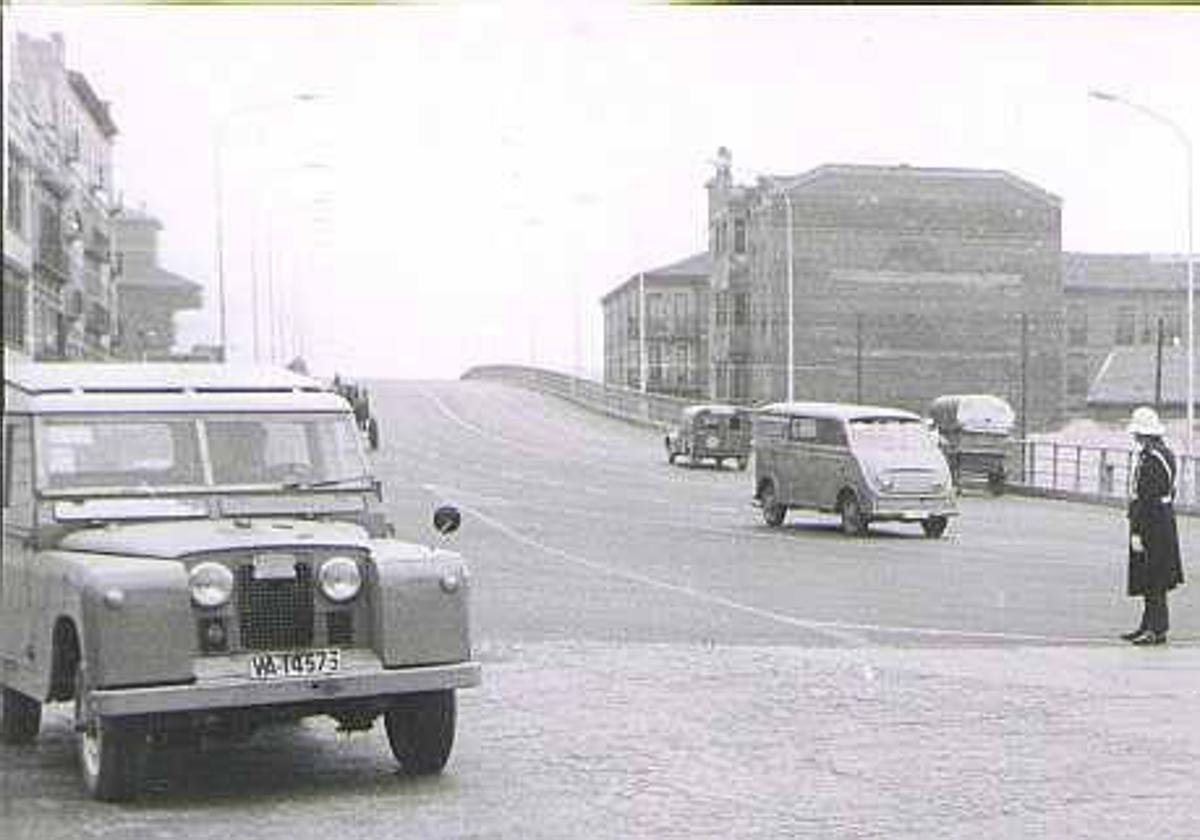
[4,641,1198,840]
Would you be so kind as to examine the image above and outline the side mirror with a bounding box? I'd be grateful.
[433,505,461,536]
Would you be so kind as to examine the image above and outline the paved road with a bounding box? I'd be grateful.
[2,379,1197,839]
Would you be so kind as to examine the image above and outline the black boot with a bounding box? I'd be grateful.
[1120,628,1146,641]
[1130,630,1167,646]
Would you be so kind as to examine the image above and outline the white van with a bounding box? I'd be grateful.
[753,402,957,537]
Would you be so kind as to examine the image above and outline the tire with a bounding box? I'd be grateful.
[716,457,725,469]
[74,666,145,802]
[922,516,949,539]
[736,456,748,471]
[0,685,41,745]
[986,470,1005,496]
[760,484,786,528]
[367,418,380,451]
[839,493,868,537]
[384,690,456,776]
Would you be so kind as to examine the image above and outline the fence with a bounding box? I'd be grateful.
[1017,439,1198,513]
[463,364,1199,515]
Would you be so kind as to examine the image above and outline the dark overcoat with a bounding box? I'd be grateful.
[1127,440,1184,596]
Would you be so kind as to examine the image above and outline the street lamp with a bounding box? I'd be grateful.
[213,93,320,363]
[250,161,330,364]
[1090,89,1195,455]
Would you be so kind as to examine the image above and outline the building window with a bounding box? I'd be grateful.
[2,267,28,350]
[1115,306,1136,346]
[733,292,749,326]
[715,292,728,327]
[5,145,27,237]
[1067,307,1088,347]
[733,218,747,254]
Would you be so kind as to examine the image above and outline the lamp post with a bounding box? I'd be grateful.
[782,188,795,403]
[213,93,319,363]
[1090,90,1195,454]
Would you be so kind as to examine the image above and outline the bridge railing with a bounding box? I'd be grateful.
[1016,439,1198,512]
[463,364,1198,514]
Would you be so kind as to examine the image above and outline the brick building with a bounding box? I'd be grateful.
[111,207,203,360]
[2,32,118,361]
[602,253,711,397]
[707,150,1065,428]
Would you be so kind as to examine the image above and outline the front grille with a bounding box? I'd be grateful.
[235,562,315,650]
[326,611,355,646]
[885,470,939,495]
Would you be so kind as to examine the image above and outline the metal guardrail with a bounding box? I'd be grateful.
[1016,439,1198,513]
[463,364,1199,515]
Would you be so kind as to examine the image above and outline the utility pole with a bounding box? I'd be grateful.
[1155,316,1165,412]
[1020,312,1029,440]
[855,312,864,403]
[638,272,647,392]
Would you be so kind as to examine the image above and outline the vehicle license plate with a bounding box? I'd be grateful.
[249,649,341,680]
[253,553,297,580]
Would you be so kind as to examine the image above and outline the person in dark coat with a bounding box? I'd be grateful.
[1123,406,1184,645]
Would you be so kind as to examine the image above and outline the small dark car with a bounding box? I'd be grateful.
[665,404,752,470]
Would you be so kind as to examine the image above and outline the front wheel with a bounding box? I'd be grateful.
[839,494,868,537]
[0,685,41,745]
[986,470,1005,496]
[736,456,748,471]
[384,690,456,776]
[74,667,145,801]
[921,516,949,538]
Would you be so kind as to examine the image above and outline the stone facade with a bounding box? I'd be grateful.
[602,253,711,398]
[708,151,1064,429]
[111,208,203,360]
[3,32,118,361]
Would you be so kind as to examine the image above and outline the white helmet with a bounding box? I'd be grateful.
[1127,405,1166,437]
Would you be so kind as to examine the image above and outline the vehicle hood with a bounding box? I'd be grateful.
[857,445,949,476]
[59,518,373,559]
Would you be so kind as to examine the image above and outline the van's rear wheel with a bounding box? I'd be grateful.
[385,690,456,776]
[760,484,786,527]
[921,516,949,538]
[0,685,41,745]
[839,494,868,537]
[74,667,145,801]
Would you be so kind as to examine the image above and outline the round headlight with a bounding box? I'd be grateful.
[319,556,362,603]
[189,562,234,608]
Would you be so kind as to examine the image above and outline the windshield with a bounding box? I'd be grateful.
[38,413,368,493]
[847,417,936,452]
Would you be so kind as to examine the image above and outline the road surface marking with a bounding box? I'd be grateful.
[426,485,1107,647]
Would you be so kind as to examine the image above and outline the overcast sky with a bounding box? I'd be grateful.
[8,3,1199,380]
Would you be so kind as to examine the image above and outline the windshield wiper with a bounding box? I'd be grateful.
[282,475,374,490]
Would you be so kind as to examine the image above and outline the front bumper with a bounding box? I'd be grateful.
[89,650,481,717]
[869,497,957,522]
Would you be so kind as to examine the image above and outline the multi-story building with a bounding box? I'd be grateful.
[3,28,38,359]
[111,207,204,360]
[708,150,1065,428]
[602,253,711,397]
[3,32,118,361]
[1063,253,1193,413]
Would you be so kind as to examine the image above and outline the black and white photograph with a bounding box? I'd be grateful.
[1,2,1198,838]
